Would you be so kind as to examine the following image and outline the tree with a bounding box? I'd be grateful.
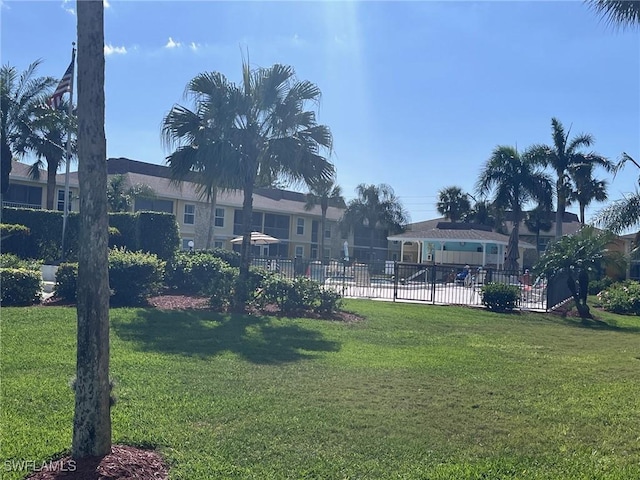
[534,226,625,319]
[463,196,505,232]
[568,161,609,225]
[476,145,553,271]
[13,101,77,210]
[524,205,553,260]
[594,153,640,234]
[587,0,640,28]
[0,61,55,210]
[527,117,610,237]
[304,177,345,263]
[106,174,155,212]
[436,186,471,222]
[73,0,111,458]
[341,183,409,262]
[162,61,334,289]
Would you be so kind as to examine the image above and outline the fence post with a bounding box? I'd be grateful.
[393,261,398,302]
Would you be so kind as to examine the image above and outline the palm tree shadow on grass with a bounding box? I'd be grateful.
[112,310,341,364]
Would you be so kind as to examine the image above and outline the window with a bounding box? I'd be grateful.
[134,198,173,213]
[4,184,42,208]
[323,247,331,261]
[324,228,331,239]
[295,245,304,258]
[57,189,67,212]
[311,246,318,259]
[264,213,290,239]
[214,240,223,249]
[214,208,225,227]
[182,238,194,251]
[183,204,195,224]
[296,218,305,235]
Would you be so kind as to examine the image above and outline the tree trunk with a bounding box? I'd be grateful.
[46,161,59,210]
[240,179,254,279]
[206,186,217,249]
[579,203,586,226]
[555,179,565,238]
[368,226,375,263]
[1,140,11,196]
[320,205,327,265]
[73,0,111,459]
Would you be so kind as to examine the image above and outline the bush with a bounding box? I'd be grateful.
[316,287,343,315]
[598,281,640,315]
[0,223,30,237]
[588,277,614,295]
[136,212,179,261]
[54,263,79,302]
[108,248,165,306]
[0,253,41,271]
[259,275,341,315]
[480,283,521,312]
[206,248,241,268]
[209,265,239,310]
[166,251,236,295]
[1,268,41,306]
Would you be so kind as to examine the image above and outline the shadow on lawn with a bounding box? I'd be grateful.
[112,310,340,364]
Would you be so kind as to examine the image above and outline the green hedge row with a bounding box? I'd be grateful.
[1,207,179,262]
[1,268,41,306]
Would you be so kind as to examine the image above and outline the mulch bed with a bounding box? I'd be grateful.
[26,445,168,480]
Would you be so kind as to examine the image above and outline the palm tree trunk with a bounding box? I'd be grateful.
[206,186,217,249]
[46,161,58,210]
[369,227,375,263]
[579,203,586,226]
[240,179,254,278]
[73,0,111,458]
[555,179,565,238]
[320,206,327,265]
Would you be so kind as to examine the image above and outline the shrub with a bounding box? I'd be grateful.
[1,268,41,306]
[0,253,40,270]
[0,223,30,237]
[54,263,79,302]
[598,281,640,316]
[315,287,343,315]
[108,248,165,306]
[260,275,338,315]
[166,252,235,295]
[588,277,614,295]
[136,212,179,261]
[209,265,239,310]
[480,283,521,312]
[206,248,241,268]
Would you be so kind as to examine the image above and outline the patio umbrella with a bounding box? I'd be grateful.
[504,228,520,272]
[230,231,280,246]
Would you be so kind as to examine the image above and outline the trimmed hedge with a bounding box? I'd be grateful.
[54,263,78,302]
[0,253,41,271]
[480,283,521,312]
[1,268,41,306]
[137,212,179,261]
[166,251,234,295]
[0,223,30,237]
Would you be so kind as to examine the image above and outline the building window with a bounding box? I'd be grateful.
[214,240,223,249]
[183,204,195,224]
[323,247,331,261]
[215,208,225,227]
[134,198,173,214]
[311,246,318,259]
[297,218,305,235]
[182,238,194,251]
[57,189,67,212]
[3,184,42,208]
[295,245,304,258]
[324,228,331,239]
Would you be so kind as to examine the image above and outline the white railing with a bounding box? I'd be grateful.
[2,201,42,209]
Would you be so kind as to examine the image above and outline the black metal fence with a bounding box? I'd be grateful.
[253,258,573,311]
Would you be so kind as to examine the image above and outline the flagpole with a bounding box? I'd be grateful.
[60,43,76,262]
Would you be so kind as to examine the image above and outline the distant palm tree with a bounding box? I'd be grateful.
[477,145,553,271]
[436,186,471,222]
[594,153,640,235]
[162,61,334,291]
[341,183,409,262]
[586,0,640,28]
[464,196,505,232]
[304,177,345,263]
[0,61,55,209]
[106,174,156,212]
[524,205,553,260]
[527,117,610,237]
[568,161,609,225]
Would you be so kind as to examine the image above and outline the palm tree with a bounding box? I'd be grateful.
[534,226,625,319]
[436,186,471,222]
[0,61,56,210]
[106,174,156,212]
[162,62,334,284]
[587,0,640,28]
[594,152,640,234]
[524,205,553,260]
[477,145,553,271]
[74,0,111,458]
[304,177,345,263]
[527,117,610,238]
[340,183,409,262]
[568,161,609,225]
[12,102,77,210]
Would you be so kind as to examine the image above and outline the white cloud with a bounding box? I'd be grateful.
[165,37,181,49]
[103,0,111,8]
[104,44,127,56]
[189,42,200,52]
[61,0,75,15]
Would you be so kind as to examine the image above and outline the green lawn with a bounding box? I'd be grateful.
[2,300,640,479]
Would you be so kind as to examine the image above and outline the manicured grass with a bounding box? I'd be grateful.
[2,300,640,479]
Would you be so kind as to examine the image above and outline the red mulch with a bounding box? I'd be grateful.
[26,445,168,480]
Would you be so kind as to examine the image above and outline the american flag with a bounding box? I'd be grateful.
[47,56,74,109]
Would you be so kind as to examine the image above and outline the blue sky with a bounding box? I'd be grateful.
[2,0,639,225]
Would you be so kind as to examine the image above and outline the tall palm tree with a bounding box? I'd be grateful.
[587,0,640,28]
[436,185,471,222]
[568,161,609,225]
[162,61,334,286]
[74,0,111,458]
[106,174,156,212]
[477,145,553,271]
[304,177,345,263]
[527,117,610,237]
[524,205,553,260]
[13,102,76,210]
[0,61,56,209]
[594,152,640,234]
[340,183,409,262]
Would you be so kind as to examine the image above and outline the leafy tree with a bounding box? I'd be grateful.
[534,226,625,319]
[568,161,609,224]
[304,177,345,263]
[162,61,334,291]
[341,183,409,262]
[587,0,640,28]
[0,61,55,210]
[106,174,155,212]
[527,117,610,237]
[524,205,553,260]
[73,0,111,458]
[477,145,553,271]
[436,185,471,222]
[464,196,505,232]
